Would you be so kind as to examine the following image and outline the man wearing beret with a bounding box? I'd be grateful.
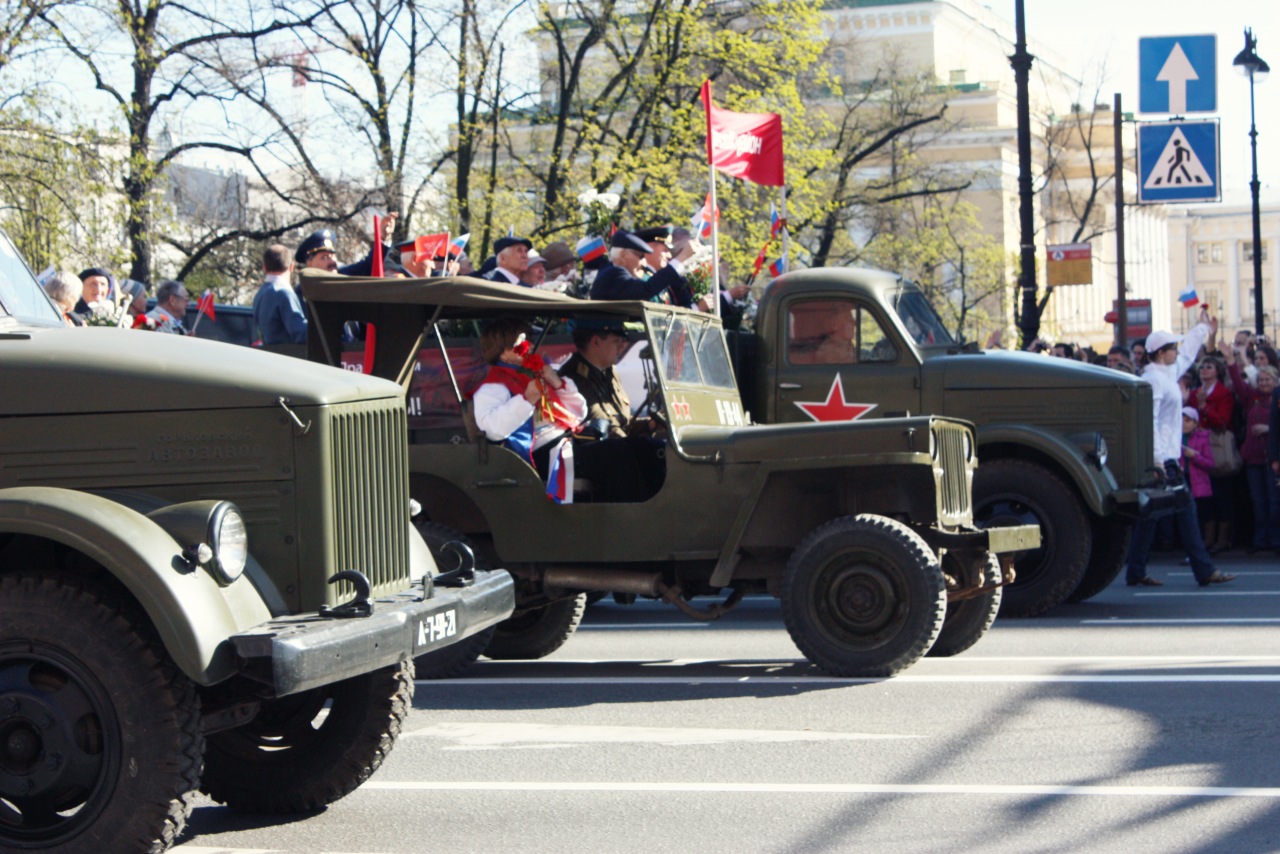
[481,236,533,285]
[295,213,398,276]
[74,267,113,316]
[590,230,694,307]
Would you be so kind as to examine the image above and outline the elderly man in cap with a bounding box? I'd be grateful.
[558,316,662,502]
[635,225,673,277]
[74,267,113,315]
[481,235,534,285]
[144,279,189,334]
[296,213,398,276]
[1124,307,1235,588]
[591,230,694,307]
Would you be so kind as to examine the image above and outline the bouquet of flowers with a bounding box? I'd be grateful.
[81,292,133,328]
[577,187,620,237]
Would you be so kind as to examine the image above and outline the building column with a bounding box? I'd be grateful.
[1227,237,1241,325]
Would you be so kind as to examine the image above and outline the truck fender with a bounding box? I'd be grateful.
[0,486,273,686]
[975,425,1116,516]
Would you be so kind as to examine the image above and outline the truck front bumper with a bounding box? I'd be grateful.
[1113,486,1186,520]
[229,568,514,697]
[923,523,1041,555]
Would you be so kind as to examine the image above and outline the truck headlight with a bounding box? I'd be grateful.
[208,502,248,584]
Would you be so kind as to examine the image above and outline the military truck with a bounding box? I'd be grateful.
[723,268,1175,617]
[0,235,514,852]
[299,274,1037,680]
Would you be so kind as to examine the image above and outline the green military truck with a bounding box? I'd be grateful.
[0,234,514,852]
[730,268,1172,616]
[299,275,1037,680]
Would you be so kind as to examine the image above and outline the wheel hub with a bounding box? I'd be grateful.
[833,566,895,629]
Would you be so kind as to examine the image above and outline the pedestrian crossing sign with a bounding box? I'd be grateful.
[1137,120,1220,204]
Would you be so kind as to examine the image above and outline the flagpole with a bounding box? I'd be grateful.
[780,185,789,273]
[709,164,720,317]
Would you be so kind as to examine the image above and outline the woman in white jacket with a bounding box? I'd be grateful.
[1124,308,1235,587]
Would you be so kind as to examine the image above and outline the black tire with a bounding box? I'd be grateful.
[200,660,412,813]
[412,521,497,679]
[0,572,202,853]
[928,553,1002,657]
[780,514,947,678]
[1067,515,1134,603]
[482,594,587,661]
[973,459,1092,618]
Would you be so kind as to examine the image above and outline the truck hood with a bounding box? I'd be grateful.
[1,326,404,415]
[678,416,942,464]
[925,349,1147,392]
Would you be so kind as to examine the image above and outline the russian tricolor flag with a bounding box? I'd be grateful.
[578,236,607,263]
[1179,286,1199,308]
[768,257,785,277]
[691,193,719,239]
[769,202,783,237]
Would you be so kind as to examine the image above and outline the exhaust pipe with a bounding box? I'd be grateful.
[542,568,663,597]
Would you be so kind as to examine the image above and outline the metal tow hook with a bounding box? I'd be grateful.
[320,570,374,618]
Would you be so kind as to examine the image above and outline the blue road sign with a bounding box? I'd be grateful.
[1139,35,1217,114]
[1137,120,1221,204]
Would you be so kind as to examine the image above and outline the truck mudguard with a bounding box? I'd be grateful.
[976,424,1117,516]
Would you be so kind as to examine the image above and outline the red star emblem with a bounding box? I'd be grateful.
[794,375,876,422]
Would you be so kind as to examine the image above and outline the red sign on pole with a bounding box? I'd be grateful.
[700,81,785,187]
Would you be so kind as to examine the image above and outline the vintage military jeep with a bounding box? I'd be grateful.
[0,234,514,852]
[300,274,1037,680]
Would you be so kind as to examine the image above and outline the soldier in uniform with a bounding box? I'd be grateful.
[558,317,664,501]
[295,212,398,276]
[590,230,694,307]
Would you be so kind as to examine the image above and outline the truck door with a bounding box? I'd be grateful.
[773,295,921,423]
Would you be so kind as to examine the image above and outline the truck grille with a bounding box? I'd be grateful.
[933,421,972,525]
[326,400,410,604]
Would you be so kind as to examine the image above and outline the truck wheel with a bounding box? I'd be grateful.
[973,459,1091,618]
[927,553,1002,657]
[781,515,946,678]
[1067,515,1133,603]
[200,661,412,813]
[413,521,497,679]
[482,594,587,660]
[0,572,202,853]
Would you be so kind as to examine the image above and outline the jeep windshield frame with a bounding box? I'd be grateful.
[0,228,64,326]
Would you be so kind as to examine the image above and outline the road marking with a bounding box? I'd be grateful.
[578,623,711,630]
[360,781,1280,799]
[1135,591,1280,596]
[1082,618,1280,625]
[404,721,916,748]
[419,674,1280,686]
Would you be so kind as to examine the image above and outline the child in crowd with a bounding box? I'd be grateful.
[1181,406,1215,536]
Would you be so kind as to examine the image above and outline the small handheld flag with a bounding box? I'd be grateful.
[578,236,607,263]
[768,257,785,277]
[691,193,719,239]
[415,232,450,262]
[371,215,384,277]
[1178,286,1200,308]
[196,290,216,321]
[769,203,785,237]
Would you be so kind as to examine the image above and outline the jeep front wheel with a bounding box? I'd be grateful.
[781,515,946,678]
[927,552,1002,657]
[0,572,202,853]
[200,661,412,813]
[483,594,587,660]
[973,459,1091,618]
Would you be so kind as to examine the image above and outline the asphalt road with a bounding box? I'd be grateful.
[175,551,1280,854]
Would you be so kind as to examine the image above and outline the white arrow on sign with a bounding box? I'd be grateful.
[1157,42,1199,114]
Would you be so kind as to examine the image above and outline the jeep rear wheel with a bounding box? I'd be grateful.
[973,459,1091,618]
[928,552,1002,657]
[200,661,412,813]
[0,572,202,853]
[781,515,946,678]
[413,521,497,679]
[1067,515,1133,603]
[483,594,587,661]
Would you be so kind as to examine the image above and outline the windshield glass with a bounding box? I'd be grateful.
[891,286,955,346]
[0,231,63,325]
[648,313,736,390]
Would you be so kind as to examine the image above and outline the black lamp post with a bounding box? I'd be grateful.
[1233,28,1269,336]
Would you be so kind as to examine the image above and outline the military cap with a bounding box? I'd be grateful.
[609,230,652,254]
[635,225,673,245]
[493,235,533,254]
[295,229,337,264]
[573,316,630,337]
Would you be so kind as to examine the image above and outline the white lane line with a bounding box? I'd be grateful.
[403,721,916,748]
[1135,591,1280,596]
[360,781,1280,799]
[1082,618,1280,624]
[469,655,1280,665]
[419,674,1280,685]
[578,623,711,630]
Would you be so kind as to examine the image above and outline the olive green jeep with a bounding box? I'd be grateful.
[299,274,1038,681]
[0,233,514,852]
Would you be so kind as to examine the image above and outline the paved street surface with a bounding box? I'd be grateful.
[176,552,1280,854]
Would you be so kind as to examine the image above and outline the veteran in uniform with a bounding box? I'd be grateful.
[589,230,694,307]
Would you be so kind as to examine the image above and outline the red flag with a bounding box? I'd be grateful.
[414,232,450,263]
[751,241,770,275]
[701,81,785,186]
[371,215,384,277]
[196,290,216,321]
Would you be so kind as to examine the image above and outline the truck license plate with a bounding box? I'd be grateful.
[416,609,457,649]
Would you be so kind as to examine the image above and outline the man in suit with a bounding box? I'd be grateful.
[253,243,307,345]
[590,230,694,307]
[481,236,534,286]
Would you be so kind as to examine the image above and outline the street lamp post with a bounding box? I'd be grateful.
[1233,28,1269,336]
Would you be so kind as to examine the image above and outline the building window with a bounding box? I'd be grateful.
[1196,243,1223,264]
[1244,241,1269,263]
[1212,243,1223,263]
[1197,244,1209,264]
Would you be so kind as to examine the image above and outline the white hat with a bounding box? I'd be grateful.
[1182,406,1199,422]
[526,250,545,267]
[1145,329,1182,353]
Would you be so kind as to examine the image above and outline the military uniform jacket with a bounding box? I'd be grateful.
[590,262,692,308]
[558,352,631,439]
